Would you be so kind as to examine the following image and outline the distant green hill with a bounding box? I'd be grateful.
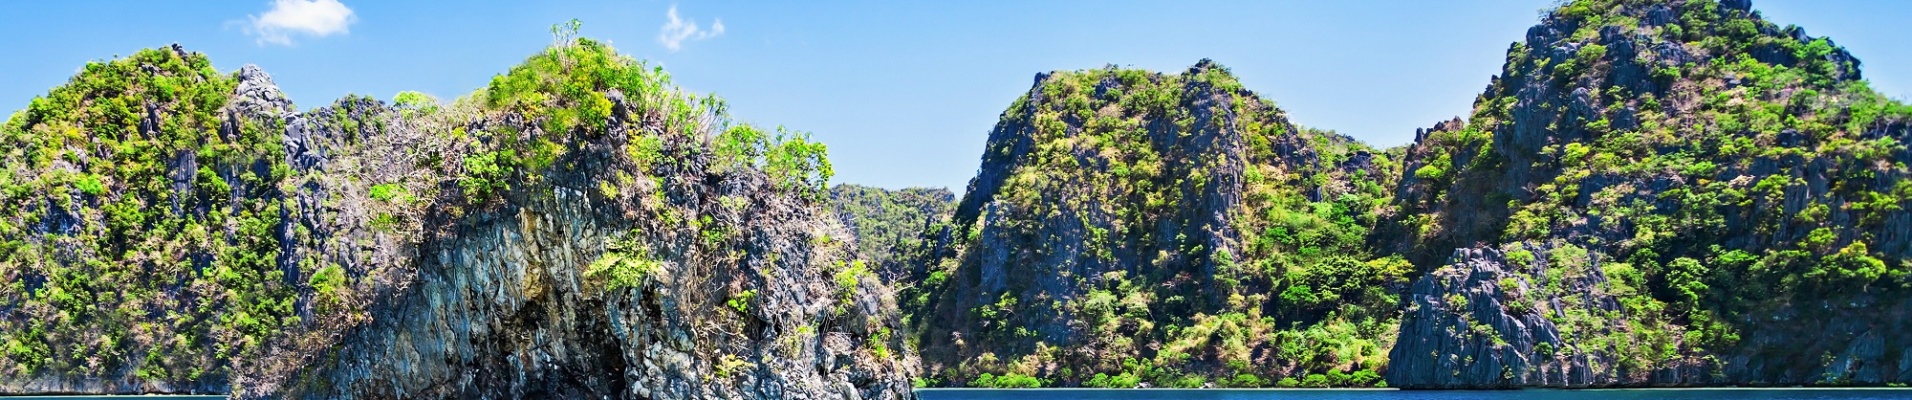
[829,184,955,282]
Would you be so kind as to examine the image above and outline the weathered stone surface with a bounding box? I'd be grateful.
[269,182,916,400]
[246,78,919,399]
[1391,242,1912,388]
[903,60,1403,386]
[1389,243,1628,389]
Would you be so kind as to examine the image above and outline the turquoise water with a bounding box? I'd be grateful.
[918,389,1912,400]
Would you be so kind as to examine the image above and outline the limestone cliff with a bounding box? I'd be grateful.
[1385,0,1912,388]
[0,36,919,399]
[253,37,920,400]
[903,61,1407,388]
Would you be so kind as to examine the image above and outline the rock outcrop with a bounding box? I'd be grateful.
[270,177,913,400]
[1390,243,1631,388]
[1392,241,1912,388]
[1385,0,1912,388]
[903,61,1406,388]
[7,1,1912,394]
[0,37,918,399]
[252,38,920,400]
[0,45,294,395]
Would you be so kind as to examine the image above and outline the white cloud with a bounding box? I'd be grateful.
[657,5,724,51]
[245,0,357,46]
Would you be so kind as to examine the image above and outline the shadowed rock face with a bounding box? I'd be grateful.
[276,178,915,400]
[247,41,921,399]
[1390,243,1627,389]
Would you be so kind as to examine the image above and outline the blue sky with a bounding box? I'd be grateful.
[2,1,1908,193]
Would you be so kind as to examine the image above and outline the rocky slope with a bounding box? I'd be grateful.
[0,45,297,394]
[902,61,1407,388]
[1385,0,1912,388]
[0,35,917,398]
[828,184,955,283]
[8,0,1912,394]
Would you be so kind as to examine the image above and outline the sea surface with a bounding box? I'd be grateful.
[918,388,1912,400]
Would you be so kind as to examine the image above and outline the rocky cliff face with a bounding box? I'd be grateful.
[1386,0,1912,388]
[0,37,918,399]
[1391,243,1634,388]
[257,38,919,399]
[903,61,1407,388]
[268,174,913,400]
[1394,241,1912,388]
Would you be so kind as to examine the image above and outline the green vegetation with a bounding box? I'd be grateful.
[391,91,439,114]
[903,61,1407,388]
[0,46,294,383]
[467,23,832,206]
[894,0,1912,388]
[970,372,1044,388]
[368,183,409,203]
[726,289,757,314]
[587,234,660,291]
[4,0,1909,391]
[0,22,856,390]
[1393,0,1912,382]
[827,184,954,281]
[713,124,835,200]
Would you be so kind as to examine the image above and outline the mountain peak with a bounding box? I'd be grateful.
[1385,0,1912,388]
[1187,58,1227,75]
[1530,0,1861,84]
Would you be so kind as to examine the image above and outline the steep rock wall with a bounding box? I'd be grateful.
[273,183,914,400]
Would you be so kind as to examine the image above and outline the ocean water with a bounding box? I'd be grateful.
[917,388,1912,400]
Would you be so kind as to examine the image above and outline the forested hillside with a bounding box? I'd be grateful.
[1384,0,1912,388]
[0,30,918,399]
[892,0,1912,389]
[829,184,955,282]
[901,61,1409,388]
[4,0,1911,395]
[0,46,297,393]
